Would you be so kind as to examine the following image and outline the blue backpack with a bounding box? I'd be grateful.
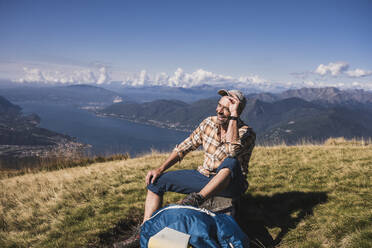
[140,205,249,248]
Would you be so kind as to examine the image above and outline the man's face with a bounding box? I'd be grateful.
[216,96,231,125]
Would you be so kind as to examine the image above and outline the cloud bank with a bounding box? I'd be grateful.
[15,65,275,90]
[16,66,108,84]
[11,60,372,92]
[121,68,268,89]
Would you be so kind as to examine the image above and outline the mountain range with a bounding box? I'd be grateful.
[1,83,372,146]
[100,87,372,144]
[248,87,372,107]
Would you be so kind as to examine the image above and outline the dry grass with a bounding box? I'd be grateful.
[323,137,371,146]
[0,138,371,247]
[0,153,130,179]
[246,138,372,248]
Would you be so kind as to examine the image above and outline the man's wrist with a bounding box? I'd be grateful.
[229,116,239,121]
[230,111,239,117]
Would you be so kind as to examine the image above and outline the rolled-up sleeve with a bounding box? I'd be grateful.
[173,119,206,160]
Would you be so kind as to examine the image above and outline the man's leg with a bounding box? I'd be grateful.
[143,190,162,223]
[144,158,244,220]
[199,168,231,198]
[144,169,211,221]
[198,157,245,199]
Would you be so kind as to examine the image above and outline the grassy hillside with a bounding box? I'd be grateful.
[0,138,371,247]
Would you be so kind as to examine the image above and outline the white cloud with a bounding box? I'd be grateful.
[134,70,150,86]
[18,67,46,83]
[238,75,265,84]
[288,62,372,90]
[121,70,151,86]
[304,80,316,87]
[346,68,372,78]
[16,66,109,85]
[121,68,267,89]
[315,62,349,76]
[165,68,235,87]
[96,67,110,84]
[73,69,96,83]
[313,61,372,79]
[154,72,169,86]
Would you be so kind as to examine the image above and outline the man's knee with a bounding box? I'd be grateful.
[147,173,168,196]
[217,167,232,176]
[226,157,239,166]
[219,157,239,170]
[217,157,241,180]
[147,184,164,197]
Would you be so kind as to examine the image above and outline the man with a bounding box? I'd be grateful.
[119,89,255,247]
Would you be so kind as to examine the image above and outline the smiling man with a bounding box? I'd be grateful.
[119,89,256,247]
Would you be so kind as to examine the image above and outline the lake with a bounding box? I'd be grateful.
[17,103,190,156]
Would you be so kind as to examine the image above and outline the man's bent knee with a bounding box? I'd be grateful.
[147,183,165,197]
[217,167,232,176]
[224,157,239,167]
[217,157,241,180]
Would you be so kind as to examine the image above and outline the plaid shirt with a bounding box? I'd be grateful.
[174,116,256,178]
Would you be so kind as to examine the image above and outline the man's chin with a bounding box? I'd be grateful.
[217,117,228,125]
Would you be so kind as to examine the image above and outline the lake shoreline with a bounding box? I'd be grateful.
[15,102,190,157]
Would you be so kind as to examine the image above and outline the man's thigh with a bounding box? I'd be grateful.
[147,170,211,196]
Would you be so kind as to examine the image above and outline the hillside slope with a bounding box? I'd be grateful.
[0,140,371,247]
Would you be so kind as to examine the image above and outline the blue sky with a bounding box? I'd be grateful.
[0,0,371,90]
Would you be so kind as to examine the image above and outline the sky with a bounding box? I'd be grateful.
[0,0,372,91]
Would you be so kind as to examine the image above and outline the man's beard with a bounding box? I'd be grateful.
[217,114,229,126]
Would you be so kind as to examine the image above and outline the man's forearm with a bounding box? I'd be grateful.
[146,150,180,185]
[225,115,239,143]
[157,150,180,173]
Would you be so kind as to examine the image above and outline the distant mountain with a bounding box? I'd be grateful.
[241,97,372,144]
[103,85,220,103]
[99,85,372,106]
[0,84,127,106]
[100,92,372,144]
[249,87,372,107]
[0,95,21,115]
[103,83,284,103]
[0,96,86,168]
[101,98,218,130]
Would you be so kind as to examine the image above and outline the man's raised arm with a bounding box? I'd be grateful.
[224,95,242,157]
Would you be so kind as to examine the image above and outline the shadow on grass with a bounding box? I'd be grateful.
[95,208,142,248]
[237,191,328,248]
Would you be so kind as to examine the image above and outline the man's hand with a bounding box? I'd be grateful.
[145,151,179,185]
[145,168,163,185]
[227,95,240,117]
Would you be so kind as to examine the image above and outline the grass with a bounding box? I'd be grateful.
[0,138,371,247]
[0,153,130,179]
